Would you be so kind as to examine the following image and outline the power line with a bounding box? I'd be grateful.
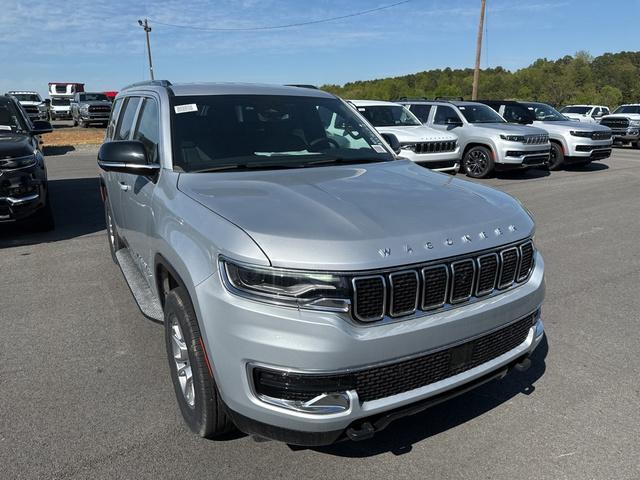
[148,0,415,32]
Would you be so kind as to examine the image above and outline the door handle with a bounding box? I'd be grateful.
[119,182,130,192]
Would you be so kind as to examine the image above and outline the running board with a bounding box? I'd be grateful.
[115,249,164,322]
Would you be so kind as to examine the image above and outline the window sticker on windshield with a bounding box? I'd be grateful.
[174,104,198,114]
[372,144,386,153]
[358,108,366,111]
[459,106,466,110]
[0,125,12,131]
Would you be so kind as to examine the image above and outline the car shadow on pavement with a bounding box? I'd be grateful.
[43,145,76,156]
[564,162,609,172]
[0,177,104,248]
[493,167,550,180]
[303,335,549,458]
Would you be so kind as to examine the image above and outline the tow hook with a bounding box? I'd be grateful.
[346,422,375,442]
[514,356,531,372]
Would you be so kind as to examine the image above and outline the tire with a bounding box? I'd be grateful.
[547,142,565,170]
[633,141,640,149]
[72,117,78,127]
[105,200,123,263]
[463,146,494,178]
[81,119,88,128]
[164,286,234,438]
[31,195,55,231]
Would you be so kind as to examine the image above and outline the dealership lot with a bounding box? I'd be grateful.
[1,149,639,479]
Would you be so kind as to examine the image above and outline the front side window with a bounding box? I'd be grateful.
[170,95,393,173]
[433,105,462,125]
[613,105,640,114]
[114,97,141,141]
[524,103,567,121]
[106,98,124,140]
[0,99,29,133]
[356,105,421,127]
[458,104,505,124]
[133,98,159,163]
[409,104,432,123]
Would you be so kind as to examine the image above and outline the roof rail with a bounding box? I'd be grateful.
[122,80,172,90]
[434,96,464,101]
[395,96,429,102]
[285,84,318,89]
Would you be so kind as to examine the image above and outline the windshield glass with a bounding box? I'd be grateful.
[355,104,421,127]
[560,106,591,114]
[51,98,70,106]
[11,93,41,102]
[0,99,29,133]
[524,103,567,121]
[170,95,393,172]
[458,104,505,123]
[613,105,640,114]
[81,93,108,102]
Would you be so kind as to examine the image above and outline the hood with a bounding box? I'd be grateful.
[470,122,547,135]
[177,160,533,271]
[602,113,640,121]
[375,125,457,143]
[533,119,610,133]
[0,134,34,160]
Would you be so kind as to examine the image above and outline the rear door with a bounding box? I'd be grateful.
[119,96,161,286]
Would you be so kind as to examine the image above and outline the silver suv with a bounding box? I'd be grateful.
[399,100,551,178]
[98,81,545,446]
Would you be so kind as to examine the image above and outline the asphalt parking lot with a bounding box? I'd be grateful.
[1,149,639,479]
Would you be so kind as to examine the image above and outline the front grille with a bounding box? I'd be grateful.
[352,276,386,322]
[89,105,111,113]
[413,141,457,154]
[591,131,612,140]
[600,118,629,129]
[522,154,550,165]
[523,134,549,145]
[353,313,535,401]
[352,239,535,322]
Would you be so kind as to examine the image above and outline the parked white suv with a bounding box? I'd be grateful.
[559,105,610,124]
[349,100,460,173]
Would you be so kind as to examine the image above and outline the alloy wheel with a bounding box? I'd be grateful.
[466,150,489,176]
[170,317,195,408]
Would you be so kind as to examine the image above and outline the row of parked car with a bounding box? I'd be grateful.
[348,97,623,178]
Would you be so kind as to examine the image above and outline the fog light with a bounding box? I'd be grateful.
[252,367,355,414]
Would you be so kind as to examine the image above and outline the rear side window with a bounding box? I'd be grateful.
[409,104,432,123]
[114,97,141,141]
[133,98,160,163]
[433,105,460,125]
[106,98,124,140]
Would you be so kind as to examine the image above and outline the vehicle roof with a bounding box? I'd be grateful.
[125,81,335,99]
[349,99,401,107]
[562,104,602,107]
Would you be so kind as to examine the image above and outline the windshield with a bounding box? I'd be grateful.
[613,105,640,114]
[560,106,591,114]
[11,93,41,102]
[170,94,393,172]
[0,99,29,133]
[355,104,421,127]
[524,103,567,121]
[458,104,505,123]
[80,93,108,102]
[51,98,70,106]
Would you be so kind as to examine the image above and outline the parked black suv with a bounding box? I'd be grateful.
[0,95,55,230]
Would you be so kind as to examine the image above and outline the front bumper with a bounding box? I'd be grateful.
[79,113,110,122]
[194,251,545,444]
[608,127,640,143]
[565,138,613,159]
[495,143,550,167]
[0,175,46,222]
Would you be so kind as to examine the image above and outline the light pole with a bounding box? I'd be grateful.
[138,19,155,80]
[471,0,486,100]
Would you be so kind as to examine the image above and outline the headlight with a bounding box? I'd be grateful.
[629,120,640,127]
[400,143,417,152]
[570,130,592,137]
[80,105,89,112]
[499,134,526,142]
[38,104,47,112]
[220,258,351,312]
[0,154,37,170]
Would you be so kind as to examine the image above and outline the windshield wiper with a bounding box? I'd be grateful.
[194,163,307,173]
[304,157,386,167]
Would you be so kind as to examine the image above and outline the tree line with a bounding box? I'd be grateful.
[322,50,640,108]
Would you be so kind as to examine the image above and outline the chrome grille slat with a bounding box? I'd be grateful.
[388,271,419,317]
[351,240,534,322]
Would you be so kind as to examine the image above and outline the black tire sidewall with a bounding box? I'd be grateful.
[105,200,122,263]
[548,143,564,170]
[163,287,231,438]
[463,146,494,178]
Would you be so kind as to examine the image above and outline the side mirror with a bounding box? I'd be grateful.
[380,133,402,154]
[98,140,160,175]
[31,120,53,134]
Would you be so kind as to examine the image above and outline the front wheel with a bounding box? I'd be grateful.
[547,143,564,170]
[463,146,494,178]
[105,200,123,263]
[164,287,234,438]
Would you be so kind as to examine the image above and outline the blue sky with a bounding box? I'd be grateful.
[1,0,638,97]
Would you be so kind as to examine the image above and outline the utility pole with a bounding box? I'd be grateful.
[138,19,155,80]
[471,0,486,100]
